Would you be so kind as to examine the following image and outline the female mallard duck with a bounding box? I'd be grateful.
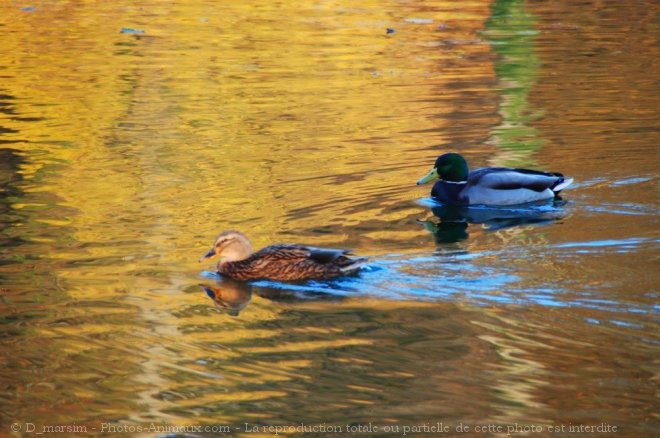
[200,231,367,281]
[417,153,573,206]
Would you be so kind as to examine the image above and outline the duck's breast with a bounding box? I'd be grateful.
[431,181,468,205]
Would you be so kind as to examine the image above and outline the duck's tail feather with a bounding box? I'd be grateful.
[552,177,574,193]
[339,257,369,274]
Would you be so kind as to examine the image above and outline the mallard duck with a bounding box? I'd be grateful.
[417,153,573,206]
[200,231,367,281]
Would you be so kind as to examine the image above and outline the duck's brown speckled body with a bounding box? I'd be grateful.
[201,231,366,281]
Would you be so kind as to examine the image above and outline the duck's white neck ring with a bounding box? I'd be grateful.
[440,179,467,185]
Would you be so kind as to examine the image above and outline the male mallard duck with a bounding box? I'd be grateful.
[417,153,573,206]
[200,231,367,281]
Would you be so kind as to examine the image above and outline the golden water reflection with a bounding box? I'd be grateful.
[1,0,658,436]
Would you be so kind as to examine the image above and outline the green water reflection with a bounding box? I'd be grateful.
[486,0,542,167]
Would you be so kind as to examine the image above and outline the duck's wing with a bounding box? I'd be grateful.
[306,247,354,263]
[468,167,566,192]
[256,245,352,264]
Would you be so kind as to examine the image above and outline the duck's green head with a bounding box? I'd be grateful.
[417,153,469,185]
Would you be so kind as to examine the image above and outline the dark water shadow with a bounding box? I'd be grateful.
[417,198,568,243]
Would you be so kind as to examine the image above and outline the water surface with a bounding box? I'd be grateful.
[1,0,658,436]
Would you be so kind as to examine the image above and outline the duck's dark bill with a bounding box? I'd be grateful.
[200,249,216,260]
[417,167,439,185]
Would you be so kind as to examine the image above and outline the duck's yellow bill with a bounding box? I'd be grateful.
[417,167,439,185]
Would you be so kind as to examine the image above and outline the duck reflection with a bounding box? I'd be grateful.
[202,279,346,316]
[419,201,567,243]
[202,280,253,317]
[418,215,469,244]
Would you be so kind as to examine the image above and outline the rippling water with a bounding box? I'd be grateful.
[1,0,658,436]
